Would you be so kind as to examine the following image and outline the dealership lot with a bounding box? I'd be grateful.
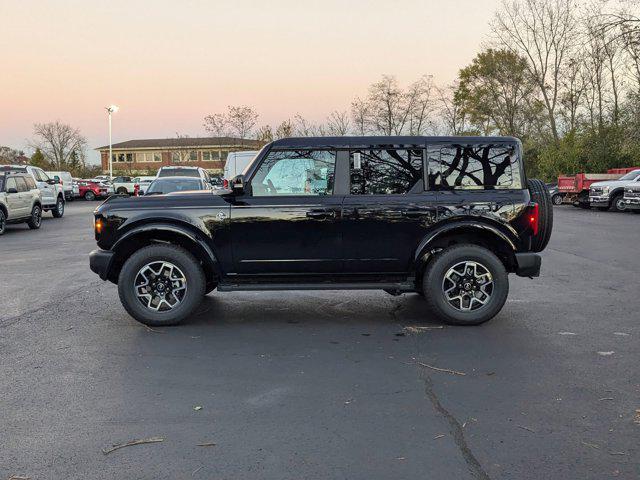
[1,202,639,479]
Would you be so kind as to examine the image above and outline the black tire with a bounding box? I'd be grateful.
[552,194,563,206]
[0,209,6,235]
[52,197,65,218]
[84,191,96,201]
[26,204,42,230]
[423,244,509,326]
[611,193,626,212]
[117,187,128,195]
[527,178,553,252]
[118,244,205,326]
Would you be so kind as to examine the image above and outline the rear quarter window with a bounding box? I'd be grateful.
[431,143,522,190]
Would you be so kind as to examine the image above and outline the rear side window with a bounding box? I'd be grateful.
[349,149,423,195]
[432,143,521,190]
[6,177,17,191]
[15,176,28,192]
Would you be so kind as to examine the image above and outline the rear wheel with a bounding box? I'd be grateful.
[0,209,6,235]
[527,178,553,252]
[118,244,206,326]
[84,191,96,201]
[117,187,128,195]
[552,194,563,205]
[52,197,65,218]
[423,244,509,326]
[27,205,42,230]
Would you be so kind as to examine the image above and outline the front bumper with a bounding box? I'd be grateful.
[89,249,115,280]
[625,198,640,210]
[515,253,541,278]
[589,195,610,206]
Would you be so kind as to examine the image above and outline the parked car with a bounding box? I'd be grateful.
[623,183,640,214]
[90,136,552,327]
[223,151,259,185]
[156,166,211,183]
[77,180,110,201]
[47,171,74,201]
[0,171,43,235]
[132,176,155,195]
[0,165,65,218]
[546,183,563,205]
[144,176,212,195]
[589,169,640,211]
[110,176,138,195]
[71,179,80,198]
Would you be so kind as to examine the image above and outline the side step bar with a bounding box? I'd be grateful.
[217,282,416,292]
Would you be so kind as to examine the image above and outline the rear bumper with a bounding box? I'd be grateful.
[89,249,115,281]
[515,252,541,278]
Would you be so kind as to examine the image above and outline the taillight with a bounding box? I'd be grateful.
[528,203,539,236]
[223,178,229,189]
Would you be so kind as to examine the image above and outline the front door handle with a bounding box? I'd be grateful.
[306,209,335,219]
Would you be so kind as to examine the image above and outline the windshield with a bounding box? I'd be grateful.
[147,178,203,194]
[158,168,199,178]
[619,170,640,181]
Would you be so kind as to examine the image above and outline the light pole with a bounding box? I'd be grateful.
[105,105,119,179]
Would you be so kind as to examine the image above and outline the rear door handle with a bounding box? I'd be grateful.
[306,209,335,219]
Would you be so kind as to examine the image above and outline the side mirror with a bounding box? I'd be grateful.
[46,178,57,185]
[231,174,245,195]
[7,187,18,194]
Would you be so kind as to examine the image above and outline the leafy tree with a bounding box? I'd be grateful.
[29,148,51,169]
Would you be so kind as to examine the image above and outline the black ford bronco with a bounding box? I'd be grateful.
[90,136,552,326]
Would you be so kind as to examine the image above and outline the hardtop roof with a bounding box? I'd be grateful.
[269,135,520,148]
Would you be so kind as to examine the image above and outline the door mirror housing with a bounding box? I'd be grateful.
[46,178,57,185]
[7,187,18,194]
[231,175,245,195]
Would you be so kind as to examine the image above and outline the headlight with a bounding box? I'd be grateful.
[602,186,610,195]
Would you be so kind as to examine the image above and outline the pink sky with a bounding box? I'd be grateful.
[0,0,500,163]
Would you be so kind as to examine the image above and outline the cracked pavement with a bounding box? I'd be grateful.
[1,202,639,479]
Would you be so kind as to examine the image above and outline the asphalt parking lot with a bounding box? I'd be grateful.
[1,202,639,479]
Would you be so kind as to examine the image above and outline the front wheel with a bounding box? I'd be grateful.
[0,209,6,235]
[27,205,42,230]
[611,194,626,212]
[84,191,96,201]
[423,244,509,326]
[552,194,563,206]
[52,197,65,218]
[118,244,206,326]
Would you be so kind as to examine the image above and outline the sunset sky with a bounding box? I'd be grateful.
[1,0,500,163]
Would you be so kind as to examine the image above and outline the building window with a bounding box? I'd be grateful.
[111,154,117,163]
[126,153,134,162]
[153,152,162,162]
[171,152,182,162]
[136,152,162,163]
[220,150,228,161]
[189,151,198,162]
[117,153,125,162]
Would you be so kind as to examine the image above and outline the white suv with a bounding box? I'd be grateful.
[0,165,65,217]
[156,166,212,183]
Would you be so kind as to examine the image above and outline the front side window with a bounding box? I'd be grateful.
[251,150,336,196]
[349,149,423,195]
[15,176,28,192]
[435,144,520,190]
[25,176,36,190]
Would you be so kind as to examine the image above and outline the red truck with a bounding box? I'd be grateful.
[557,167,640,208]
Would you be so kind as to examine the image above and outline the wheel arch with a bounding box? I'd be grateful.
[413,221,519,286]
[107,223,221,285]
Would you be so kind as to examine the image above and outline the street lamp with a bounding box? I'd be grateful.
[105,105,119,179]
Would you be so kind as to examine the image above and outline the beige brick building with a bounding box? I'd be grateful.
[97,137,263,175]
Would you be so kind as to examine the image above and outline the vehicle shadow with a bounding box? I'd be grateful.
[184,290,445,328]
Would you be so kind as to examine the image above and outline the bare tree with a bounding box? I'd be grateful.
[203,113,228,137]
[256,125,274,143]
[492,0,576,141]
[326,110,351,135]
[350,97,369,135]
[0,146,24,165]
[367,75,407,135]
[559,57,587,133]
[227,106,258,139]
[436,83,468,135]
[407,75,437,135]
[275,119,294,139]
[30,121,87,170]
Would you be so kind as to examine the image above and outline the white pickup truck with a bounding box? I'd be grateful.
[111,176,138,195]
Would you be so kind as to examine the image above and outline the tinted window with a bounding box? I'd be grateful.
[158,168,199,178]
[15,176,28,192]
[25,176,37,190]
[252,150,335,196]
[435,143,520,190]
[147,178,204,194]
[349,149,423,195]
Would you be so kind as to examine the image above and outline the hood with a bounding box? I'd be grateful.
[590,179,633,189]
[95,190,230,214]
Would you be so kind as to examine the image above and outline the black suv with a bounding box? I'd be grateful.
[90,136,552,326]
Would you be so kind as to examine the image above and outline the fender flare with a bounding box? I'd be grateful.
[413,220,518,268]
[111,222,221,279]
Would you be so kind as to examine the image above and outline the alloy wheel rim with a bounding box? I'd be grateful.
[616,198,626,211]
[134,261,187,312]
[58,199,64,214]
[442,261,493,312]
